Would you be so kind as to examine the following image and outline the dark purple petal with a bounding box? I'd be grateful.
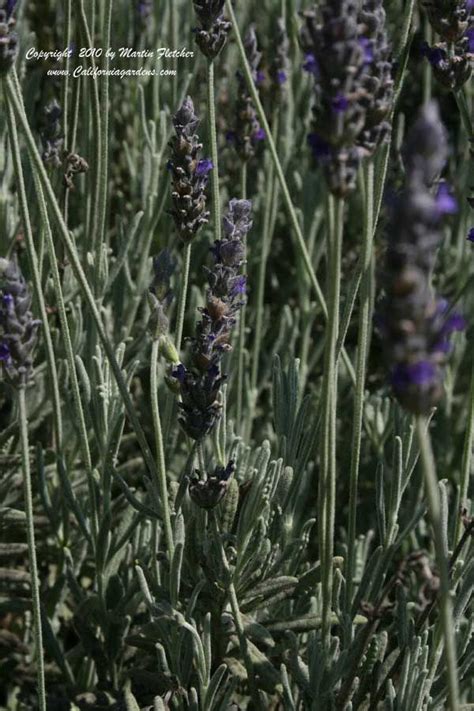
[391,360,437,388]
[0,341,10,362]
[196,158,214,176]
[467,28,474,53]
[277,70,287,84]
[467,227,474,243]
[307,132,331,161]
[256,70,266,85]
[331,93,350,114]
[252,127,266,141]
[436,183,458,215]
[359,37,374,64]
[303,52,319,76]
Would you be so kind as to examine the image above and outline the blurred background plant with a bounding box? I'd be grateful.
[0,0,473,709]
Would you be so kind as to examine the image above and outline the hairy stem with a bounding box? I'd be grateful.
[151,339,175,561]
[18,387,47,711]
[320,195,344,649]
[345,161,374,620]
[415,417,460,710]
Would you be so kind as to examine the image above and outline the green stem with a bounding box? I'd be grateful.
[3,81,63,451]
[415,417,460,710]
[175,242,192,355]
[454,89,473,140]
[207,60,222,244]
[18,386,47,711]
[224,0,355,385]
[76,0,103,259]
[344,162,374,620]
[96,0,113,288]
[455,355,474,544]
[236,162,247,429]
[170,0,178,108]
[5,75,159,497]
[151,339,175,561]
[320,195,344,649]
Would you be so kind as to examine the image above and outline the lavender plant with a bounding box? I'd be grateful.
[1,1,474,710]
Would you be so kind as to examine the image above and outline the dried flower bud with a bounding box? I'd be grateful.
[175,199,252,440]
[188,461,235,509]
[193,0,231,59]
[0,258,40,388]
[168,97,211,243]
[148,249,175,342]
[41,100,64,168]
[228,27,265,162]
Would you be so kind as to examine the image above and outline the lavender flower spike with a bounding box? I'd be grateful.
[174,199,252,440]
[0,258,41,387]
[193,0,231,59]
[381,103,464,415]
[230,26,265,162]
[168,97,210,244]
[0,0,18,75]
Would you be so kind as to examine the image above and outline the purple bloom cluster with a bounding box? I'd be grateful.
[269,17,290,98]
[168,97,211,244]
[192,0,231,59]
[173,199,252,440]
[148,250,175,341]
[41,100,64,168]
[136,0,153,28]
[420,0,473,90]
[188,460,235,509]
[229,25,265,162]
[0,0,18,74]
[301,0,394,196]
[381,103,465,415]
[0,258,40,388]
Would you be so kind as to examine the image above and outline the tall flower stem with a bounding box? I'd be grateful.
[207,60,222,244]
[415,417,460,710]
[344,161,374,621]
[236,161,247,429]
[151,339,175,561]
[224,0,355,386]
[320,195,344,650]
[18,386,46,711]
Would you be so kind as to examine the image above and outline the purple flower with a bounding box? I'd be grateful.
[231,275,247,296]
[359,37,374,64]
[307,132,331,161]
[467,227,474,242]
[252,127,266,141]
[466,28,474,53]
[225,130,236,144]
[391,361,437,388]
[196,158,214,176]
[331,93,350,114]
[0,341,10,362]
[277,69,287,84]
[256,69,265,85]
[303,52,319,76]
[421,42,446,67]
[467,0,474,9]
[436,182,458,215]
[5,0,17,18]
